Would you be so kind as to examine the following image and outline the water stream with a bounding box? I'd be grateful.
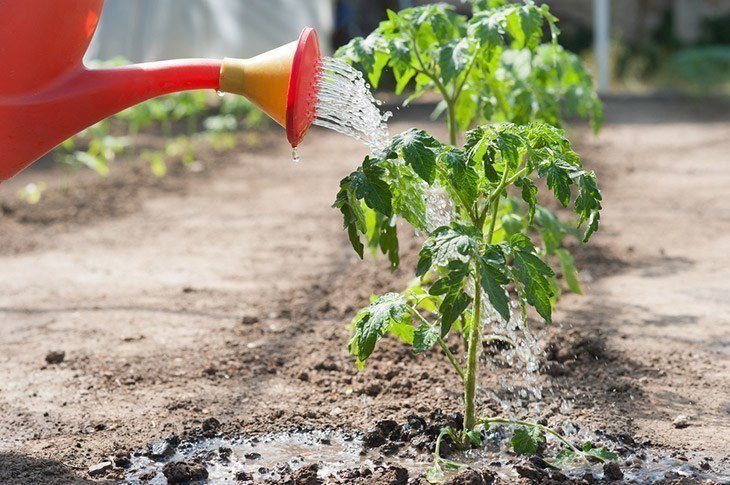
[312,57,392,158]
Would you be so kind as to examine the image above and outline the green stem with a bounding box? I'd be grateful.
[438,338,465,381]
[463,262,481,434]
[447,99,458,146]
[408,305,465,380]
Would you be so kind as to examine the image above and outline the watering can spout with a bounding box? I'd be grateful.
[0,0,321,181]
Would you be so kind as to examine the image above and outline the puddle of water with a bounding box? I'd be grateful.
[125,430,430,484]
[126,429,729,483]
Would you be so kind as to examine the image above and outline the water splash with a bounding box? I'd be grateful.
[313,57,392,157]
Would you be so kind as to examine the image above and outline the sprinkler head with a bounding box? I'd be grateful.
[219,28,321,148]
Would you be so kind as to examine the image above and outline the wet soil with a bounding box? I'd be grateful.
[0,98,728,483]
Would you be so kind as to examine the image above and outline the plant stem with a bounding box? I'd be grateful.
[438,338,465,381]
[447,100,458,146]
[408,305,465,380]
[463,261,481,434]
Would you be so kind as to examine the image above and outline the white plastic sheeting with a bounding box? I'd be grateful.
[86,0,334,62]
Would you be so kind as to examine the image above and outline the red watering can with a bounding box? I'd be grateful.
[0,0,322,181]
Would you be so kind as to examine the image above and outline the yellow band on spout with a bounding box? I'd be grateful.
[219,58,247,97]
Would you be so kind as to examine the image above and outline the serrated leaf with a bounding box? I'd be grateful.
[478,248,511,321]
[413,323,439,354]
[416,225,478,277]
[510,426,545,455]
[437,148,479,207]
[510,235,555,323]
[349,293,409,363]
[390,129,439,184]
[438,39,471,84]
[348,157,393,216]
[515,177,537,223]
[439,290,472,336]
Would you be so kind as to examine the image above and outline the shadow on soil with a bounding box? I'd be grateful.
[0,453,105,485]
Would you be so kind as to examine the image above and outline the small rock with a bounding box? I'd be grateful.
[88,461,112,476]
[163,461,208,484]
[219,446,232,460]
[241,315,260,325]
[244,452,262,460]
[672,415,691,428]
[447,467,496,484]
[235,470,254,482]
[362,428,387,448]
[45,351,65,364]
[298,372,310,382]
[290,463,322,485]
[374,465,408,485]
[149,439,175,460]
[603,462,623,481]
[202,417,221,432]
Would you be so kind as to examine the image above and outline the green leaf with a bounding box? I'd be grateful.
[534,206,565,255]
[413,323,439,354]
[538,159,574,207]
[478,248,511,321]
[439,290,472,336]
[510,426,545,455]
[574,171,602,242]
[345,156,393,216]
[437,148,479,207]
[556,248,582,294]
[349,293,409,364]
[585,446,619,462]
[390,129,440,184]
[554,449,579,466]
[506,4,544,49]
[416,225,478,277]
[379,217,400,271]
[510,235,555,323]
[514,177,537,223]
[438,39,471,84]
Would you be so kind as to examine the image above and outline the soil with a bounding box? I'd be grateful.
[0,98,728,484]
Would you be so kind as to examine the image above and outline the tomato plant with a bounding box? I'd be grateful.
[333,1,617,474]
[335,122,615,473]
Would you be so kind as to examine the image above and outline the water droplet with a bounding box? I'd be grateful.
[291,147,301,164]
[216,90,225,98]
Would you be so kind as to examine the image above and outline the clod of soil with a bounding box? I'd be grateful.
[163,460,208,484]
[373,465,409,484]
[603,461,624,481]
[44,350,65,364]
[447,467,496,485]
[289,463,322,484]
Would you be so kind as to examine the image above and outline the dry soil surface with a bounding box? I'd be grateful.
[0,99,728,483]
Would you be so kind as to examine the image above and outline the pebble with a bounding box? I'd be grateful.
[45,350,65,364]
[672,415,691,428]
[241,315,260,325]
[88,461,112,476]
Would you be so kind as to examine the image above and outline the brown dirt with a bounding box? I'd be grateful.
[0,98,728,483]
